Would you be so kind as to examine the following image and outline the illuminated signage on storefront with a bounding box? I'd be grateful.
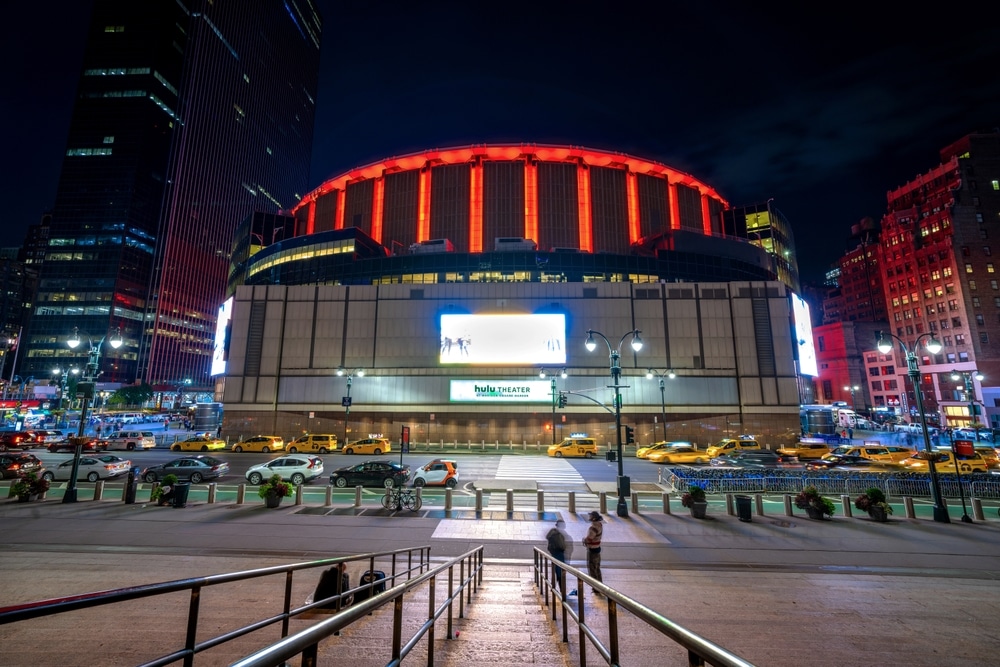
[449,380,552,402]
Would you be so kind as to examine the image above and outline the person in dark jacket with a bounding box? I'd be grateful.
[546,519,574,598]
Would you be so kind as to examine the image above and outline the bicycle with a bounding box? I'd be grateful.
[382,487,422,511]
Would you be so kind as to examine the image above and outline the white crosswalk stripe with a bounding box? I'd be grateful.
[494,455,585,485]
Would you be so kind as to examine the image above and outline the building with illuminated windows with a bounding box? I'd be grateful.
[20,0,321,395]
[219,145,809,446]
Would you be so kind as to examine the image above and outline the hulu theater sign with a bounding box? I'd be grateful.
[450,380,552,403]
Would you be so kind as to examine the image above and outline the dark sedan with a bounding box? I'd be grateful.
[142,455,230,483]
[0,452,44,479]
[329,460,410,488]
[712,450,786,468]
[48,438,106,453]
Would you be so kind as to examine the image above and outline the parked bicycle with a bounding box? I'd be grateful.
[382,487,422,511]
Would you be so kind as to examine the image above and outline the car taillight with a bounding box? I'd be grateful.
[306,460,315,468]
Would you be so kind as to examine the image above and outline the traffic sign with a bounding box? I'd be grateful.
[341,396,352,407]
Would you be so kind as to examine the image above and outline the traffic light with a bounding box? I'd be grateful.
[624,425,635,445]
[558,392,567,408]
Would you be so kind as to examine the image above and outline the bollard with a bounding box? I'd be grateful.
[972,497,985,521]
[94,480,104,501]
[416,486,423,506]
[662,492,671,515]
[725,493,735,516]
[475,489,483,511]
[631,491,638,514]
[207,483,217,504]
[783,494,793,516]
[325,486,333,506]
[236,483,246,505]
[754,493,764,516]
[355,486,363,507]
[537,490,544,512]
[904,496,915,519]
[568,491,576,514]
[295,484,303,506]
[841,494,853,518]
[445,487,452,511]
[599,491,607,514]
[506,489,514,512]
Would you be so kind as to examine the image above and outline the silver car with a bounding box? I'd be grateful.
[245,454,324,485]
[41,455,131,482]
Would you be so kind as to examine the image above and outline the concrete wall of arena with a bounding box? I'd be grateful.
[219,281,801,446]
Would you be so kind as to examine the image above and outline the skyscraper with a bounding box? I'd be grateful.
[22,0,321,392]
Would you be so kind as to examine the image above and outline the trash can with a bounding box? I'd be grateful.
[172,482,191,508]
[606,450,618,462]
[735,494,752,522]
[124,467,139,504]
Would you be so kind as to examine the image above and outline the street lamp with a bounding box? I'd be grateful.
[51,367,80,412]
[950,369,985,436]
[336,367,364,444]
[586,328,643,518]
[843,384,860,410]
[645,369,675,443]
[2,326,21,401]
[875,330,949,523]
[64,326,123,504]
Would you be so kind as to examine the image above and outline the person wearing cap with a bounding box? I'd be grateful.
[582,511,604,595]
[546,519,573,598]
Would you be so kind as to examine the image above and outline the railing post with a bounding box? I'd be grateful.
[608,598,620,666]
[841,494,853,518]
[391,596,404,664]
[783,493,793,516]
[207,483,217,504]
[576,574,587,665]
[444,487,452,511]
[236,483,245,504]
[459,559,465,618]
[599,491,607,514]
[475,489,483,511]
[904,496,915,519]
[294,484,303,506]
[537,490,544,512]
[662,492,671,514]
[447,564,454,640]
[355,486,363,507]
[428,574,438,667]
[506,489,513,512]
[568,491,576,514]
[325,486,333,506]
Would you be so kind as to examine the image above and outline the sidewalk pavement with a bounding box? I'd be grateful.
[3,495,1000,666]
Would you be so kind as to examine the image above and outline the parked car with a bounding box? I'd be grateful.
[546,437,599,458]
[171,435,227,452]
[102,430,157,451]
[41,455,131,482]
[287,433,338,453]
[703,438,761,458]
[329,460,409,488]
[27,430,65,445]
[898,422,939,436]
[853,418,877,430]
[231,435,285,453]
[647,445,710,465]
[953,428,994,442]
[342,438,391,456]
[0,452,44,479]
[412,459,459,487]
[635,441,692,459]
[142,455,230,483]
[48,438,107,453]
[245,454,324,485]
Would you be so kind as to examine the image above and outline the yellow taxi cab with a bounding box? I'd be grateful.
[636,441,691,459]
[775,441,831,460]
[170,435,227,452]
[822,445,896,463]
[287,433,338,453]
[232,435,285,453]
[342,437,391,455]
[884,445,918,463]
[646,445,710,465]
[547,437,599,458]
[901,450,990,473]
[974,446,1000,469]
[704,438,761,458]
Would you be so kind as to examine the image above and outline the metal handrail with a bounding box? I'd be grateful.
[532,548,755,667]
[232,545,485,667]
[0,545,431,667]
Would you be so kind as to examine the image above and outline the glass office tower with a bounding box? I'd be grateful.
[23,0,321,391]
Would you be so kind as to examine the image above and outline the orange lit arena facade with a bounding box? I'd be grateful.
[290,144,729,254]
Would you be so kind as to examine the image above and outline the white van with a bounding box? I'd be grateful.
[102,430,157,450]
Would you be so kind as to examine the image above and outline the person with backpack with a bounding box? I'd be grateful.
[546,519,574,599]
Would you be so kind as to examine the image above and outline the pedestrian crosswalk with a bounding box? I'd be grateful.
[494,455,586,487]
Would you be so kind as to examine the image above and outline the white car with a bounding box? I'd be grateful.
[41,454,132,482]
[245,454,324,485]
[102,430,157,451]
[411,459,459,488]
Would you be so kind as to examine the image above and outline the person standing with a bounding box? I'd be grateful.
[546,519,573,599]
[582,511,604,595]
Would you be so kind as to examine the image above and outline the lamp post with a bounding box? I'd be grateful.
[64,326,123,504]
[586,328,643,518]
[876,330,949,523]
[541,368,568,445]
[2,326,21,401]
[950,369,985,438]
[51,367,80,412]
[336,367,364,445]
[843,384,860,410]
[645,369,675,443]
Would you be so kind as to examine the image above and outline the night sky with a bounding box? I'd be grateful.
[7,1,1000,284]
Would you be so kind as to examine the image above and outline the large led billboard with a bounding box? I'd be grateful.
[440,313,566,364]
[791,294,818,377]
[211,297,234,376]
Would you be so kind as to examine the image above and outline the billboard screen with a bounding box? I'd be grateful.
[440,313,566,364]
[211,297,234,376]
[791,294,818,377]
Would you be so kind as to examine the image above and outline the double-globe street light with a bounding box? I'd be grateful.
[645,369,675,443]
[52,366,80,412]
[843,384,860,411]
[875,330,950,523]
[950,369,985,438]
[63,326,123,504]
[586,329,643,518]
[336,367,364,445]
